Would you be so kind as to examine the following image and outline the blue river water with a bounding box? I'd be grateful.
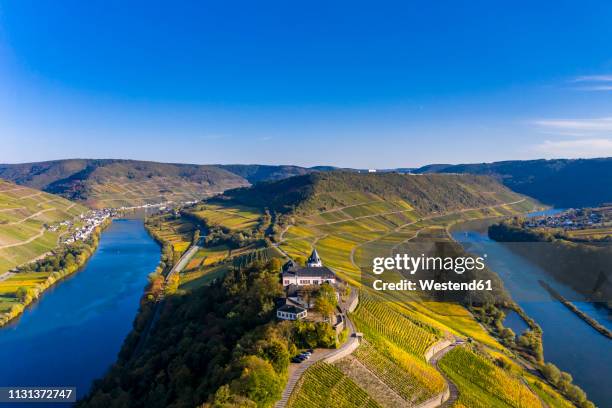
[452,209,611,407]
[0,219,159,404]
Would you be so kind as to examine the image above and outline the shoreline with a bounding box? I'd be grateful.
[0,218,112,328]
[538,280,612,339]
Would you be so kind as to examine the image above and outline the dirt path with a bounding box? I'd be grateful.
[7,208,54,225]
[0,227,45,249]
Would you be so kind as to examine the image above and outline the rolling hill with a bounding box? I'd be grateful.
[412,157,612,208]
[217,164,316,183]
[0,160,249,208]
[220,171,529,215]
[80,171,583,408]
[0,179,87,274]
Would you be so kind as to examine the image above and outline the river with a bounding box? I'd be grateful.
[451,210,612,407]
[0,218,159,404]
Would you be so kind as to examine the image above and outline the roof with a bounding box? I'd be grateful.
[278,304,306,314]
[307,249,322,264]
[282,266,336,279]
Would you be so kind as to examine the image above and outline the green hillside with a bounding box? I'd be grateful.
[0,159,248,208]
[0,179,87,274]
[222,171,527,215]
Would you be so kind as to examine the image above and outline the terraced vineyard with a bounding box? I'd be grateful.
[438,346,541,408]
[0,179,86,274]
[351,341,445,405]
[351,293,439,357]
[193,173,580,408]
[287,363,382,408]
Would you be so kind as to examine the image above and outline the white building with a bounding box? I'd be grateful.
[281,250,336,287]
[276,303,307,321]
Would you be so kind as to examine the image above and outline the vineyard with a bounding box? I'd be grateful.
[350,293,439,357]
[232,247,279,269]
[352,341,445,405]
[438,346,541,408]
[188,203,261,231]
[287,363,382,408]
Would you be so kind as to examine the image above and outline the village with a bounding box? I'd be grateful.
[48,208,116,244]
[524,206,611,231]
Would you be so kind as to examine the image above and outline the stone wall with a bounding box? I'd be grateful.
[424,338,452,362]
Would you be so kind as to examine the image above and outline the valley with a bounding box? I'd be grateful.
[78,171,590,408]
[0,167,606,408]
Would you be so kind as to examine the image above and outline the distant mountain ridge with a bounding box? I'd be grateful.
[0,160,249,208]
[411,157,612,208]
[3,157,610,209]
[216,164,316,183]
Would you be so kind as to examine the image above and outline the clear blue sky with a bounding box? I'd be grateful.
[1,0,612,168]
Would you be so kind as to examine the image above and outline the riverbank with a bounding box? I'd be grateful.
[451,220,610,406]
[539,280,612,339]
[0,218,161,399]
[0,218,111,327]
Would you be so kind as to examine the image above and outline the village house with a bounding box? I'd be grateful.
[276,299,307,321]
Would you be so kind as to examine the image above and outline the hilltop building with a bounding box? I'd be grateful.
[281,249,336,287]
[277,249,339,321]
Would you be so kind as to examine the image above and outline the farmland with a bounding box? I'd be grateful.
[188,202,262,231]
[146,203,281,292]
[438,346,541,408]
[287,363,381,408]
[0,179,86,274]
[268,173,579,407]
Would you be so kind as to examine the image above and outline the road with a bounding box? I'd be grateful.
[130,239,202,359]
[427,340,463,408]
[275,292,359,408]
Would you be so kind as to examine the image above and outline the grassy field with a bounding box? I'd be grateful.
[0,180,86,274]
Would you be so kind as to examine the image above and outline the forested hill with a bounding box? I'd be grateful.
[413,157,612,208]
[217,164,316,183]
[220,171,529,215]
[0,160,248,208]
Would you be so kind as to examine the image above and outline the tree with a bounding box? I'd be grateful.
[500,327,515,343]
[15,286,30,302]
[542,362,561,385]
[230,356,283,407]
[314,297,334,320]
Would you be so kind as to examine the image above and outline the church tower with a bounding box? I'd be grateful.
[306,248,323,267]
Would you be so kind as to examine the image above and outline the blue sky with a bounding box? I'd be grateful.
[1,0,612,168]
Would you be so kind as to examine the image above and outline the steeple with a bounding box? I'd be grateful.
[306,248,323,267]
